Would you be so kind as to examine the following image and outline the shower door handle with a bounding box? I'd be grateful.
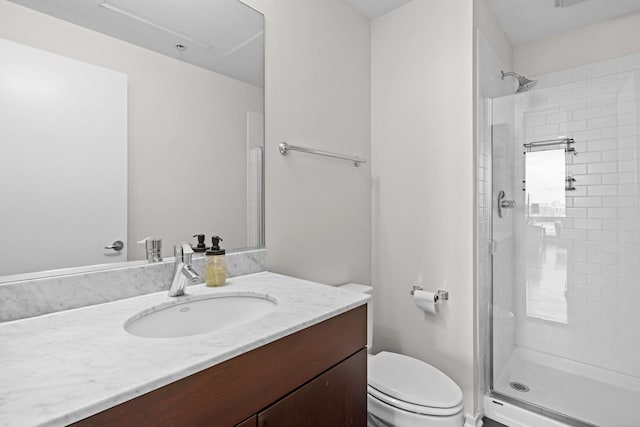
[497,190,516,218]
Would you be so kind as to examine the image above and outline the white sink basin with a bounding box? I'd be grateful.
[124,293,277,338]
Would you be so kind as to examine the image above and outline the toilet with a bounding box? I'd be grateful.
[338,283,465,427]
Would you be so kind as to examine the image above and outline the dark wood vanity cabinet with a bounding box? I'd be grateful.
[73,305,367,427]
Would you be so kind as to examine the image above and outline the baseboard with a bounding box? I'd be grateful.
[465,412,484,427]
[483,395,570,427]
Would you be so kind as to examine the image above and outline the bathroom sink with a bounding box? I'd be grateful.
[124,293,277,338]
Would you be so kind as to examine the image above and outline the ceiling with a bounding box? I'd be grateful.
[14,0,640,82]
[346,0,413,19]
[488,0,640,45]
[346,0,640,42]
[9,0,264,87]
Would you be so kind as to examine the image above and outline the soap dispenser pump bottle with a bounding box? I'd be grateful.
[192,234,208,253]
[205,236,226,287]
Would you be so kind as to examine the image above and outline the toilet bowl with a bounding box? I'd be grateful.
[338,283,465,427]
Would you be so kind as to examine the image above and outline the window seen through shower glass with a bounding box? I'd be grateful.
[524,148,568,323]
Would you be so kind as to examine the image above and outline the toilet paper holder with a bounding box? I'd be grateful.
[410,285,449,300]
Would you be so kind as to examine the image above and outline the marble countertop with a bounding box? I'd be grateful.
[0,272,369,427]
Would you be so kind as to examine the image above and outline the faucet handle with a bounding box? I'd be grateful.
[182,243,194,263]
[174,243,194,262]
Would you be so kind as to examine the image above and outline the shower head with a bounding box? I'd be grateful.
[501,71,537,94]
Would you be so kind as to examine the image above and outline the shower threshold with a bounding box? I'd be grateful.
[487,347,640,427]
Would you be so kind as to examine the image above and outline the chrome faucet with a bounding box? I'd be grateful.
[168,243,199,297]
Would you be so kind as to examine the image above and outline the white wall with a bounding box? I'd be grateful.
[371,0,476,415]
[474,0,513,72]
[0,0,263,259]
[242,0,372,285]
[515,11,640,77]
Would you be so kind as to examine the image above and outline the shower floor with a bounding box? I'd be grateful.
[493,347,640,427]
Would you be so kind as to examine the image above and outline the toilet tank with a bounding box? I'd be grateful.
[337,283,373,351]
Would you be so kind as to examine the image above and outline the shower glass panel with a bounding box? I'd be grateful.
[490,59,640,426]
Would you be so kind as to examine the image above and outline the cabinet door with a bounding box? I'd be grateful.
[235,415,257,427]
[258,349,366,427]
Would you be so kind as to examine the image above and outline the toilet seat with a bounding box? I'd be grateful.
[368,385,463,417]
[367,352,464,417]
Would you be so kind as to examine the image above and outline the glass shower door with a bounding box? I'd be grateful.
[490,63,640,426]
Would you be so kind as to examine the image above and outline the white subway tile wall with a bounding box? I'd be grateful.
[513,53,640,378]
[477,94,490,407]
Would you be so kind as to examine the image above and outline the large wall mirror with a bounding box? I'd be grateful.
[0,0,264,281]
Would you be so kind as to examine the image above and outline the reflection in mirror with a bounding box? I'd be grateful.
[524,148,567,323]
[0,0,264,280]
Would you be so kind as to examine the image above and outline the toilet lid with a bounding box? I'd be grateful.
[368,352,463,412]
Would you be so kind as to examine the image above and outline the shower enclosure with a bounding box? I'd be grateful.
[478,37,640,426]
